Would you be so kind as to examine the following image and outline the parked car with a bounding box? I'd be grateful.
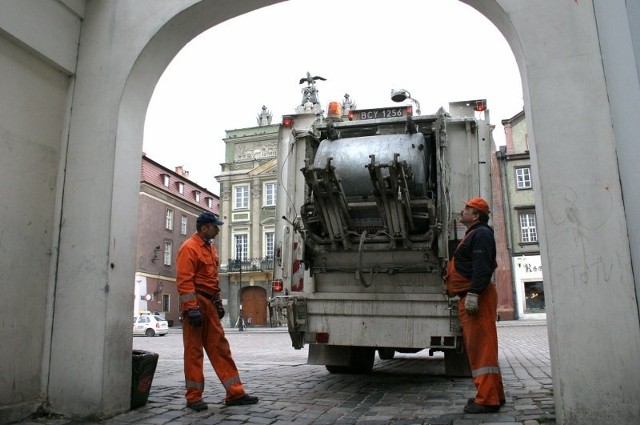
[133,314,169,337]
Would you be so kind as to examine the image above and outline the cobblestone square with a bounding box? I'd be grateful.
[23,322,554,425]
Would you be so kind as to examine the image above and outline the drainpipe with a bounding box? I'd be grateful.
[497,148,519,320]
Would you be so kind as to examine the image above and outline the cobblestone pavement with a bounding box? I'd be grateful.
[22,321,554,425]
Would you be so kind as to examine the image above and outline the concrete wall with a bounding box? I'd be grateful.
[0,0,638,423]
[0,1,81,422]
[595,0,640,312]
[466,1,640,423]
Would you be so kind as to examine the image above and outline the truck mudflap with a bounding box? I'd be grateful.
[269,296,308,349]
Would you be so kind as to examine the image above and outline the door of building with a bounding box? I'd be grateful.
[241,286,267,326]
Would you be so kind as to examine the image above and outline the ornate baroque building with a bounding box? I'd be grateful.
[216,106,280,328]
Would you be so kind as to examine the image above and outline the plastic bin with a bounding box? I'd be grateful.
[131,350,159,409]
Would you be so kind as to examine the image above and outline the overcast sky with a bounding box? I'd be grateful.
[143,0,523,193]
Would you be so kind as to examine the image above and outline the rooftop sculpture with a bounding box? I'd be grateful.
[296,71,325,114]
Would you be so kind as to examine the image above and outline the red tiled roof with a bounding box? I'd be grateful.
[140,155,220,214]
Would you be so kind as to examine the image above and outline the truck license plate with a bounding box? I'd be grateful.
[350,107,409,120]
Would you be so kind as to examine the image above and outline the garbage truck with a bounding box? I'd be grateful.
[269,93,494,375]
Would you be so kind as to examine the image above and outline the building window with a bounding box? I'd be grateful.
[194,190,201,202]
[524,281,545,313]
[516,167,532,189]
[162,174,170,187]
[519,211,538,243]
[264,182,276,207]
[177,182,184,194]
[264,231,275,259]
[206,197,213,208]
[234,234,248,261]
[180,215,188,235]
[162,294,170,313]
[165,209,174,230]
[163,241,172,266]
[234,185,249,210]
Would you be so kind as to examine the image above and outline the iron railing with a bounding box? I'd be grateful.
[221,257,274,273]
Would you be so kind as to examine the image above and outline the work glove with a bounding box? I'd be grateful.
[464,293,479,315]
[215,300,225,319]
[187,308,203,327]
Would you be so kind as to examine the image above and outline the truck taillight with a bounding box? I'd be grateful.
[405,105,413,116]
[272,279,283,292]
[315,332,329,343]
[347,110,354,121]
[282,115,294,128]
[474,100,486,112]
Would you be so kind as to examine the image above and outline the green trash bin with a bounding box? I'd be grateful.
[131,350,159,409]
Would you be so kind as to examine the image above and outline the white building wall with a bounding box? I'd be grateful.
[133,275,148,315]
[512,255,545,320]
[0,1,80,422]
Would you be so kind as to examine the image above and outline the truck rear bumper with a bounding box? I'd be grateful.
[269,294,462,350]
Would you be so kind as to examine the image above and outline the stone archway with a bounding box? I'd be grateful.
[461,2,640,424]
[37,1,640,424]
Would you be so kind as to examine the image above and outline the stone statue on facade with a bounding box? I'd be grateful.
[341,93,356,116]
[257,105,272,126]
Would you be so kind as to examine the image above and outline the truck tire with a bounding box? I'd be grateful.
[325,347,375,374]
[444,348,472,377]
[378,348,395,360]
[325,365,351,374]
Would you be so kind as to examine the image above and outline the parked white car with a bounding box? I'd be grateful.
[133,314,169,337]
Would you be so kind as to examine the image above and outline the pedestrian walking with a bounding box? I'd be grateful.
[445,198,505,414]
[176,211,259,411]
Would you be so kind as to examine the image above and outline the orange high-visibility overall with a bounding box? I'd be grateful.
[446,233,505,406]
[177,233,247,404]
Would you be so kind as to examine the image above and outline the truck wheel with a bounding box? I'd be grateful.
[444,348,472,377]
[325,365,350,374]
[325,347,375,374]
[378,348,395,360]
[349,347,375,373]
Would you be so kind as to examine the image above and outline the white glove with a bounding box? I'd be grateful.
[464,293,479,315]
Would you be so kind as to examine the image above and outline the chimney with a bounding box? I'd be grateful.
[175,166,189,177]
[502,121,515,155]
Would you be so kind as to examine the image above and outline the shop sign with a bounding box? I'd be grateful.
[514,255,543,276]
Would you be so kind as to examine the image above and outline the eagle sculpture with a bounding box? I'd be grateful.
[299,71,326,85]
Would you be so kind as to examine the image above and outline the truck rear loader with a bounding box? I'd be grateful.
[269,95,494,375]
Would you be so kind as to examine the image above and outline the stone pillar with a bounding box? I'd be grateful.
[467,1,640,423]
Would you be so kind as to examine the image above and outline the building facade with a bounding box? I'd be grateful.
[215,108,280,328]
[136,154,220,326]
[497,111,545,320]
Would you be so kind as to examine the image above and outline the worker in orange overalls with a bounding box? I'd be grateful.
[445,198,505,414]
[176,211,258,411]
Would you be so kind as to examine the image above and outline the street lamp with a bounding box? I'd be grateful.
[237,257,244,331]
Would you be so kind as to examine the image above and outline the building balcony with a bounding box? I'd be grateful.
[220,257,274,273]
